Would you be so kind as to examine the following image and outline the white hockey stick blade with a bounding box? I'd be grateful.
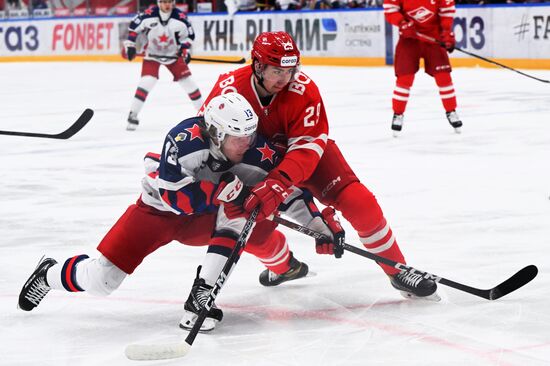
[125,340,191,361]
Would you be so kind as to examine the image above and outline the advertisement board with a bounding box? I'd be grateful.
[0,5,549,68]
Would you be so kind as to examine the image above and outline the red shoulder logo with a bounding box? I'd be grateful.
[257,143,275,164]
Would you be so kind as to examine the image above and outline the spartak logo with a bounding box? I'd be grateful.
[406,7,434,23]
[219,103,225,110]
[282,40,294,51]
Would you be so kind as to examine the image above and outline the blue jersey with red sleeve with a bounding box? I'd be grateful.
[140,116,282,215]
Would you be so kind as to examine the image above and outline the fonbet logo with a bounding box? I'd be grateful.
[280,55,298,67]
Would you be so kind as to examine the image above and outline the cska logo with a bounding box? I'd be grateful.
[407,7,435,23]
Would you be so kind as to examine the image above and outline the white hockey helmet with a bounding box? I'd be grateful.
[203,92,258,150]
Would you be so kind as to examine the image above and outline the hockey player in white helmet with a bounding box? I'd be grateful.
[19,92,340,331]
[123,0,202,130]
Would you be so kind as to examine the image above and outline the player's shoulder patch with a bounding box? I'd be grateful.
[168,117,209,154]
[243,136,281,170]
[172,8,187,20]
[141,6,159,20]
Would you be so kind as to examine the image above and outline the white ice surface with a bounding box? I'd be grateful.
[0,62,549,366]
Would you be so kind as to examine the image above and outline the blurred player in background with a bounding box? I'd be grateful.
[384,0,463,136]
[123,0,203,131]
[196,32,439,306]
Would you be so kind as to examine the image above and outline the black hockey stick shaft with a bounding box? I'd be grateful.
[147,54,246,64]
[272,216,538,300]
[190,57,246,64]
[415,32,550,84]
[0,108,93,139]
[184,207,259,347]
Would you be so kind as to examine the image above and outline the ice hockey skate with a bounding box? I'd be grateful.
[179,266,224,332]
[389,270,440,301]
[259,252,309,287]
[446,110,462,134]
[391,113,404,137]
[127,112,139,131]
[18,256,57,311]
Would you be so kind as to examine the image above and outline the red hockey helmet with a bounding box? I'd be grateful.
[251,31,300,68]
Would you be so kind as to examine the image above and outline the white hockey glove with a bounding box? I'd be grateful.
[214,172,250,219]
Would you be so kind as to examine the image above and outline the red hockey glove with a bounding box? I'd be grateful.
[440,30,455,53]
[315,207,345,258]
[243,169,292,221]
[399,20,416,39]
[177,42,192,64]
[215,172,250,219]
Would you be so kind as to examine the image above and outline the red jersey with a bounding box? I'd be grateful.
[200,66,329,185]
[383,0,455,38]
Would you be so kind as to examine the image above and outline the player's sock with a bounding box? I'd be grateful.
[178,77,204,110]
[127,76,157,130]
[332,182,405,276]
[391,74,414,136]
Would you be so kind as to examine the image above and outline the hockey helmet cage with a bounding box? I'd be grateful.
[203,92,258,148]
[251,31,300,68]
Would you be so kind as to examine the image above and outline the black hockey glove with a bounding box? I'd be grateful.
[124,40,137,61]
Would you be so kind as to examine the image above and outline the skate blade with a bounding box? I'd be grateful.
[179,312,217,332]
[454,127,462,134]
[305,270,317,278]
[399,290,441,302]
[126,123,138,131]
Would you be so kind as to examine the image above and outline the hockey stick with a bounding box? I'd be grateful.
[0,109,93,139]
[415,32,550,84]
[272,215,538,301]
[147,53,247,64]
[125,207,260,361]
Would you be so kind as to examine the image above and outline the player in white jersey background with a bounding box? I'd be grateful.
[123,0,204,131]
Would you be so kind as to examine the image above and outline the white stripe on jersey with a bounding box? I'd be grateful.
[157,175,195,191]
[287,134,327,157]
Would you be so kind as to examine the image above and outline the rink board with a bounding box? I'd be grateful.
[0,4,549,68]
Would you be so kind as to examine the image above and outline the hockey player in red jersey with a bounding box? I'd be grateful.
[199,31,439,300]
[18,93,339,331]
[383,0,463,136]
[123,0,203,131]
